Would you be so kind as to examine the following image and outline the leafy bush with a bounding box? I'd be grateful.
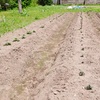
[0,0,10,10]
[22,0,32,7]
[0,0,32,10]
[31,0,37,6]
[38,0,53,6]
[9,0,17,9]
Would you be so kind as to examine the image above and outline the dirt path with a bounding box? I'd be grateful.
[0,12,100,100]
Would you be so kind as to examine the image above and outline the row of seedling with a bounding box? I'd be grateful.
[79,68,92,90]
[3,30,36,46]
[79,34,92,91]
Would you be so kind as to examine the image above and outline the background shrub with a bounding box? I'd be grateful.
[38,0,53,6]
[0,0,33,10]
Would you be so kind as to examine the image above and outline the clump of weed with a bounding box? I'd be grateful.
[85,85,92,90]
[35,17,39,20]
[13,38,20,42]
[79,71,85,76]
[22,34,25,39]
[40,26,44,28]
[4,42,11,46]
[27,31,32,34]
[33,30,36,33]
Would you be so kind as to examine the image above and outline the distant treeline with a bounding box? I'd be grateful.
[0,0,53,10]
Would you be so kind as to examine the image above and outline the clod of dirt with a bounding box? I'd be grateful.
[80,55,84,57]
[80,31,82,33]
[81,37,84,39]
[81,48,84,51]
[85,85,92,90]
[81,61,84,64]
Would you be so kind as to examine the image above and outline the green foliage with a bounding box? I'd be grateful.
[38,0,53,6]
[31,0,38,6]
[0,0,32,10]
[22,0,32,7]
[9,0,17,9]
[0,0,10,10]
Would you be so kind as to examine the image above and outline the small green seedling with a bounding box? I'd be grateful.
[33,30,36,33]
[79,71,85,76]
[85,85,92,90]
[27,31,32,34]
[4,42,11,46]
[40,26,44,28]
[13,38,20,42]
[22,35,25,39]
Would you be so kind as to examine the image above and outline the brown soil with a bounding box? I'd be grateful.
[0,12,100,100]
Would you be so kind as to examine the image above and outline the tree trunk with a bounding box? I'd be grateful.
[18,0,22,13]
[57,0,60,4]
[83,0,86,5]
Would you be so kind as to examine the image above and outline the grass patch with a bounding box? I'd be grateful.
[0,5,100,35]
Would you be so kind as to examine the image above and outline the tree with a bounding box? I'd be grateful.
[18,0,22,13]
[57,0,60,4]
[83,0,86,5]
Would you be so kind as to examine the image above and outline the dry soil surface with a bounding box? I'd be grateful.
[0,12,100,100]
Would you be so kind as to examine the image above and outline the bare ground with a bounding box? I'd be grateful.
[0,12,100,100]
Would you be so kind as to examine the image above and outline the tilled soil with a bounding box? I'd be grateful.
[0,12,100,100]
